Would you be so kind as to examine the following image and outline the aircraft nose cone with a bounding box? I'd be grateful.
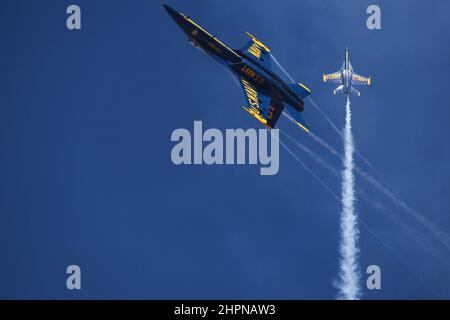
[162,3,180,20]
[163,3,188,30]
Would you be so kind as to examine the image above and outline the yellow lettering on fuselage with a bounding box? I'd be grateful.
[240,65,265,85]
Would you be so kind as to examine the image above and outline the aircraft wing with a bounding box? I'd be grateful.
[239,78,284,129]
[239,32,271,70]
[323,71,342,84]
[352,73,371,86]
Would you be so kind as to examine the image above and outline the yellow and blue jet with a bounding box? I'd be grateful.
[323,47,371,96]
[163,4,311,131]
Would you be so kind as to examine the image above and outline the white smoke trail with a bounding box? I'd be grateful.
[272,51,388,189]
[307,96,391,189]
[279,131,442,297]
[337,97,361,300]
[271,53,444,296]
[283,111,450,252]
[304,99,450,251]
[281,129,450,281]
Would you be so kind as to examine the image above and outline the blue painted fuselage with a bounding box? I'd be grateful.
[163,4,305,112]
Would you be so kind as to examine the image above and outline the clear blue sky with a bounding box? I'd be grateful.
[0,0,449,299]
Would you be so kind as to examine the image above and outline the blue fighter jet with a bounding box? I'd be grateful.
[163,4,311,131]
[323,47,371,96]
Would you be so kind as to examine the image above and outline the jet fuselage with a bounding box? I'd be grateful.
[342,48,353,94]
[163,4,304,112]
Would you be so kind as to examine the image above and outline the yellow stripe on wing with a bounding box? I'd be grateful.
[298,83,311,93]
[296,122,310,133]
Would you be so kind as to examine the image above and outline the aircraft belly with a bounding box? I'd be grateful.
[185,27,240,63]
[242,74,272,96]
[232,63,271,93]
[201,39,239,63]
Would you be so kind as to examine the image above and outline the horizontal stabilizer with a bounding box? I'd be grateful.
[333,85,344,95]
[287,83,311,99]
[351,86,361,97]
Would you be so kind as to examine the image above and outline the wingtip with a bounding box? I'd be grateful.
[296,121,310,133]
[245,31,270,52]
[298,82,311,93]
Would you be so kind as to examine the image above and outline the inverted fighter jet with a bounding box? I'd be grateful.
[163,3,311,131]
